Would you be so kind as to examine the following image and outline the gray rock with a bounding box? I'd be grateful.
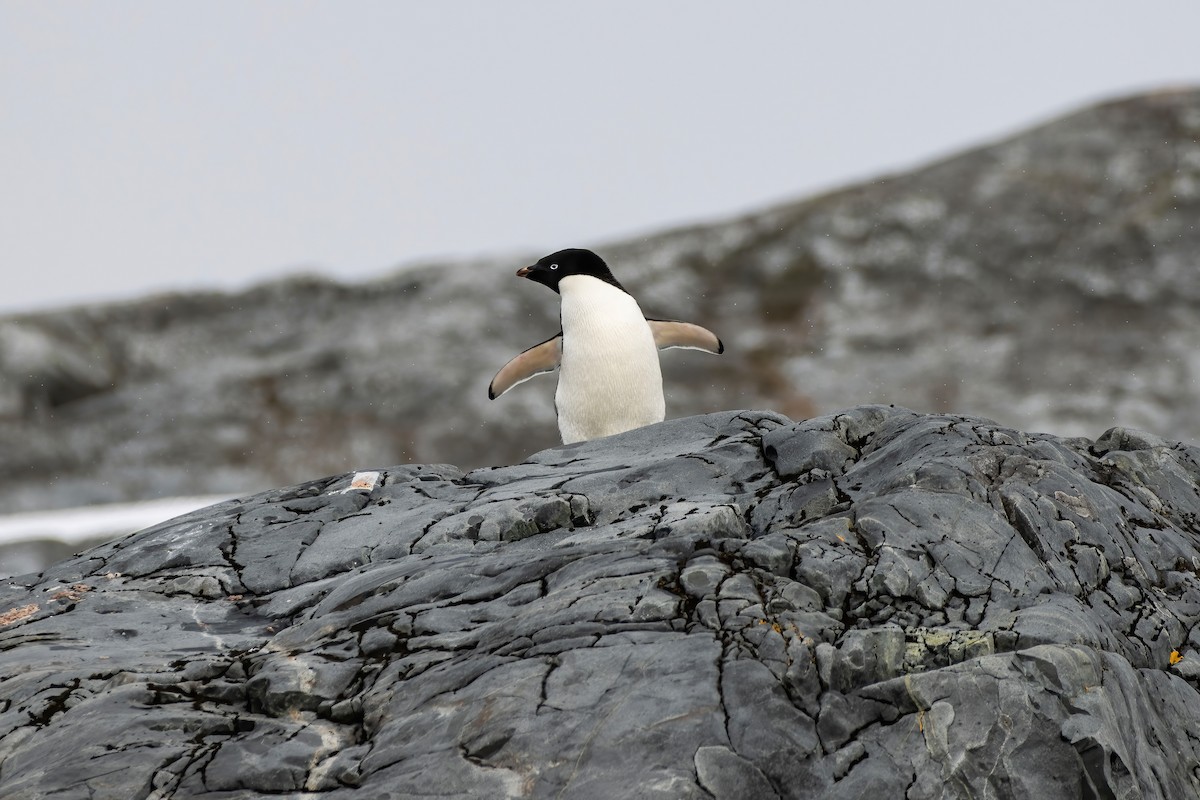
[695,745,779,799]
[4,89,1200,525]
[2,406,1200,798]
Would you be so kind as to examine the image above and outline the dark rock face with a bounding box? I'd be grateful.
[4,89,1200,515]
[3,407,1199,798]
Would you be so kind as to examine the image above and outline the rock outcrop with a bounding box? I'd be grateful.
[3,407,1199,798]
[3,88,1200,516]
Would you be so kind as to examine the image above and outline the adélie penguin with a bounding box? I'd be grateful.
[488,248,723,444]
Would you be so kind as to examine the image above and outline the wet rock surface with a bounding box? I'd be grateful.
[3,407,1200,799]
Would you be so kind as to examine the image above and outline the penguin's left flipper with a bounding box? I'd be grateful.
[648,319,724,354]
[488,333,563,399]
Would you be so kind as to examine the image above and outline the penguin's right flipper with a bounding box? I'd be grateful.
[648,319,724,354]
[488,333,563,399]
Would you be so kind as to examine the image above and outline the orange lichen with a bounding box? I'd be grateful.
[1170,650,1184,666]
[0,603,39,626]
[50,584,92,603]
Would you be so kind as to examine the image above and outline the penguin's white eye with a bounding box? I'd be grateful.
[549,264,559,270]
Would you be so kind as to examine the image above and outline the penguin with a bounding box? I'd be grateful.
[488,248,723,444]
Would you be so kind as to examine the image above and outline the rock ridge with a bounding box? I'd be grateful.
[1,406,1199,798]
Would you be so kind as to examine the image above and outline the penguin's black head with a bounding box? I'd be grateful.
[516,248,627,294]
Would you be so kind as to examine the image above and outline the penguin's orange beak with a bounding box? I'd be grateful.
[516,266,533,277]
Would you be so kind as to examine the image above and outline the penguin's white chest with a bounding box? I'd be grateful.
[555,275,664,443]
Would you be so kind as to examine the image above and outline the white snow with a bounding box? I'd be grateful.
[0,495,234,547]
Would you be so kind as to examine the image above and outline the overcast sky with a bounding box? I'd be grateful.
[3,3,1198,314]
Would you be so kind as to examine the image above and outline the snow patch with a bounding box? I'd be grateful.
[0,495,234,548]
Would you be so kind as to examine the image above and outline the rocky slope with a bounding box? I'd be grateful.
[2,407,1199,798]
[2,88,1199,518]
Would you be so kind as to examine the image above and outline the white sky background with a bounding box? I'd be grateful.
[2,3,1199,314]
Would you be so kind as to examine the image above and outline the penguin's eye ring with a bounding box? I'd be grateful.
[549,263,558,270]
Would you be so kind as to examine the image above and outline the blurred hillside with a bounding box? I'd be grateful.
[1,87,1198,515]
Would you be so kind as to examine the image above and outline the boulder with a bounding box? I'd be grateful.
[2,407,1199,798]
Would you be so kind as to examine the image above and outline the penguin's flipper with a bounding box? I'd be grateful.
[488,333,563,399]
[648,319,724,354]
